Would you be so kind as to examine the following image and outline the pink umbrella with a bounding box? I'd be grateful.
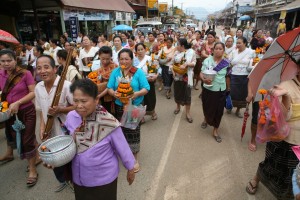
[0,29,19,44]
[249,27,300,101]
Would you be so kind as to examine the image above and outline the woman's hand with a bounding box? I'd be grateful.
[269,85,288,97]
[202,77,212,85]
[127,169,135,185]
[148,74,158,82]
[180,64,187,70]
[42,162,54,169]
[9,102,20,114]
[246,94,253,103]
[113,91,120,99]
[131,92,138,101]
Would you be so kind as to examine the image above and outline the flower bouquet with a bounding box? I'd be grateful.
[159,48,168,65]
[116,65,134,104]
[173,51,187,75]
[87,71,99,84]
[252,48,262,66]
[0,100,8,112]
[146,59,158,77]
[256,89,290,143]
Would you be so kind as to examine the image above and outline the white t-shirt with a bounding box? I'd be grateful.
[35,76,73,137]
[25,48,35,65]
[112,47,123,66]
[50,46,62,66]
[78,46,99,72]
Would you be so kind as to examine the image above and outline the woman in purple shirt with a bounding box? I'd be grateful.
[0,49,38,187]
[45,79,135,200]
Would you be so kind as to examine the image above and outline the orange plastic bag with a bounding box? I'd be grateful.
[256,94,290,143]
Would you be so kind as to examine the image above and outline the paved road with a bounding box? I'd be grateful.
[0,84,276,200]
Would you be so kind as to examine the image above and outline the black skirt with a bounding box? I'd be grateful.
[144,81,156,113]
[74,178,118,200]
[202,88,226,128]
[161,65,173,90]
[174,80,191,105]
[115,104,140,154]
[230,74,248,108]
[257,141,298,200]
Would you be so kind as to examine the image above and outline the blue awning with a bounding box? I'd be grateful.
[239,15,251,21]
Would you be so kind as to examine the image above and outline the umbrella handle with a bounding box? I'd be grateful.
[15,114,19,121]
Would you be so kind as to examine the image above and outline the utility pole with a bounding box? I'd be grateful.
[181,3,183,10]
[146,0,148,19]
[172,0,174,14]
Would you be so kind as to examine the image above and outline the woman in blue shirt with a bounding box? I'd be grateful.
[200,42,230,143]
[107,48,150,173]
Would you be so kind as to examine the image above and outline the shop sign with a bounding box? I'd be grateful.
[69,17,78,42]
[125,13,132,21]
[115,12,124,21]
[63,10,112,21]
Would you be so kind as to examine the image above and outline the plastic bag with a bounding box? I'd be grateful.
[256,94,290,143]
[225,94,233,110]
[120,99,146,130]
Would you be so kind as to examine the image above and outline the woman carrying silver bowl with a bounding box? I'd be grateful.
[200,42,231,143]
[43,79,136,200]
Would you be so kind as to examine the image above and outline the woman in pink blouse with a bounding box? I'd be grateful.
[0,49,38,187]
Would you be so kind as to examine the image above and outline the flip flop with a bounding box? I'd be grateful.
[186,117,193,123]
[151,113,158,120]
[174,109,180,115]
[27,174,38,187]
[246,179,258,195]
[0,156,14,165]
[248,143,257,152]
[214,135,222,143]
[201,122,207,129]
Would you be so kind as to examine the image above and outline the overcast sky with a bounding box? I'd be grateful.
[159,0,228,13]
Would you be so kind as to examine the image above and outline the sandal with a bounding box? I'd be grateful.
[214,135,222,143]
[174,109,180,115]
[186,116,193,123]
[236,111,243,118]
[140,117,145,125]
[151,113,158,120]
[246,179,258,195]
[134,161,140,173]
[27,174,38,187]
[248,143,257,152]
[201,122,207,129]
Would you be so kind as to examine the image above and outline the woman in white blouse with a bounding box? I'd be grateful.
[229,37,253,117]
[172,38,196,123]
[49,39,62,66]
[112,36,123,66]
[133,43,158,121]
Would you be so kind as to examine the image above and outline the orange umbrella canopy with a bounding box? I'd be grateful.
[0,29,19,44]
[249,27,300,101]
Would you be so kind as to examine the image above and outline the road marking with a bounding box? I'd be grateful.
[145,110,183,200]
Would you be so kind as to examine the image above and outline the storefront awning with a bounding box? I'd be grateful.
[274,0,300,12]
[61,0,135,13]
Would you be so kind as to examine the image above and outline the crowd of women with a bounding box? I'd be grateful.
[0,24,299,199]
